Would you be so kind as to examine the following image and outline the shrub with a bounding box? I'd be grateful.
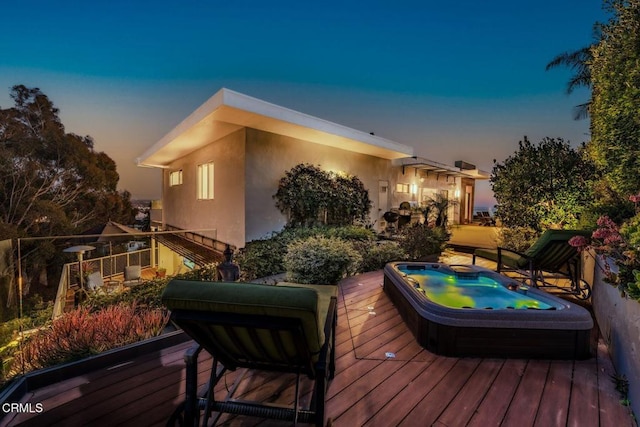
[274,163,372,227]
[497,227,540,252]
[237,225,376,281]
[325,225,376,241]
[83,278,170,311]
[236,236,287,281]
[175,263,219,281]
[399,224,449,260]
[10,303,168,375]
[283,236,362,285]
[359,241,407,272]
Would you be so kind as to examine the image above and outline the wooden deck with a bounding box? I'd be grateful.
[5,256,636,426]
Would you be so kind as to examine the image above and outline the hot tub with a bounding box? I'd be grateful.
[383,262,593,359]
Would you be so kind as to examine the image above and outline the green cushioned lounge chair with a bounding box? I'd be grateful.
[162,279,338,427]
[472,229,592,299]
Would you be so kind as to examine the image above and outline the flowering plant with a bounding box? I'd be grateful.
[569,194,640,299]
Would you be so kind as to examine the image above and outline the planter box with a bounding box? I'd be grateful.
[588,253,640,417]
[0,330,190,411]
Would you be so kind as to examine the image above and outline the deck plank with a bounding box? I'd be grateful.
[533,360,574,427]
[568,358,600,427]
[466,358,527,427]
[434,358,505,427]
[362,356,458,426]
[398,358,482,426]
[502,360,550,427]
[596,340,636,427]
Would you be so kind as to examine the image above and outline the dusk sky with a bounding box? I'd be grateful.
[0,1,607,206]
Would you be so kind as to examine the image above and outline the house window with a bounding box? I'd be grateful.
[197,162,214,200]
[396,183,410,193]
[169,170,183,186]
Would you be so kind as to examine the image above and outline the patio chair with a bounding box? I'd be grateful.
[86,271,121,295]
[122,265,142,287]
[162,279,338,427]
[472,229,592,299]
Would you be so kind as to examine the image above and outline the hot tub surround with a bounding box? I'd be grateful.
[383,262,594,359]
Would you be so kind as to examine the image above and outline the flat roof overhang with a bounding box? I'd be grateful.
[394,157,490,180]
[136,88,414,168]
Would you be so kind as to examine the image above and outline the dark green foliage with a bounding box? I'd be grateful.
[359,241,407,272]
[497,227,541,253]
[490,136,595,231]
[274,164,372,227]
[588,0,640,214]
[0,85,135,238]
[399,224,449,261]
[283,236,361,285]
[0,85,136,303]
[82,278,170,311]
[173,263,219,282]
[422,194,458,228]
[236,225,378,281]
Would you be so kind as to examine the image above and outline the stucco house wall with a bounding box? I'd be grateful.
[244,128,394,241]
[162,128,246,247]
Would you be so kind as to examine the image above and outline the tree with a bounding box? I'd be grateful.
[274,163,371,227]
[490,136,595,231]
[588,0,640,213]
[422,193,459,228]
[0,85,135,295]
[546,45,594,120]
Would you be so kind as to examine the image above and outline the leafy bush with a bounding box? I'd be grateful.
[236,236,287,281]
[283,236,362,285]
[497,227,540,253]
[274,163,372,227]
[399,224,449,260]
[10,303,168,375]
[237,225,376,281]
[491,136,595,231]
[175,263,219,281]
[325,225,376,241]
[83,278,170,311]
[359,241,407,272]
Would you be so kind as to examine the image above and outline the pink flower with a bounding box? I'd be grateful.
[596,215,618,230]
[569,235,589,249]
[629,194,640,203]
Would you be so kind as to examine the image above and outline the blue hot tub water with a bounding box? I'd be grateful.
[397,265,554,310]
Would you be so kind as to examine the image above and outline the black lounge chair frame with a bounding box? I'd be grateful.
[473,230,591,300]
[168,298,337,427]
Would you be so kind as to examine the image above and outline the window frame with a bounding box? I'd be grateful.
[169,169,183,186]
[197,162,215,200]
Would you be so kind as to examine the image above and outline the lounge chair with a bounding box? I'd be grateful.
[86,271,121,295]
[162,280,338,426]
[122,265,142,287]
[473,211,495,226]
[472,229,592,299]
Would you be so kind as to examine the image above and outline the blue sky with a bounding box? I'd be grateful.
[0,1,607,205]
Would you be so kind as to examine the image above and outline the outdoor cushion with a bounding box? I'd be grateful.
[162,280,332,356]
[473,247,527,268]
